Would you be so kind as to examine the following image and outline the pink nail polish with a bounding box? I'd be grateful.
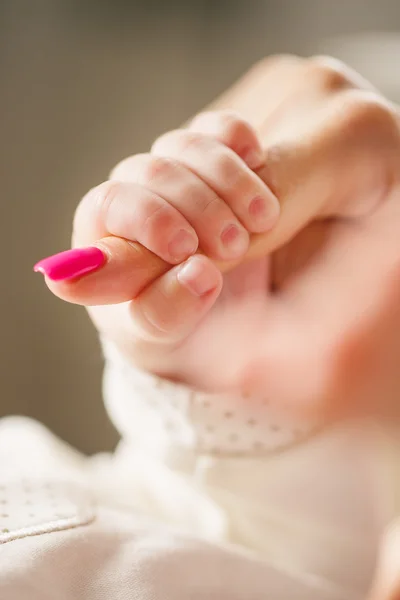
[34,247,106,281]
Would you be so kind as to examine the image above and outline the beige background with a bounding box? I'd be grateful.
[1,0,399,454]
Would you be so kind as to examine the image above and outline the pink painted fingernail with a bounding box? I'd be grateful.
[33,247,106,281]
[177,256,219,296]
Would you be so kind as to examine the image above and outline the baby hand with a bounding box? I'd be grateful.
[35,56,400,419]
[35,110,279,382]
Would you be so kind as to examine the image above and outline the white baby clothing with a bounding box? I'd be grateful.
[0,341,398,599]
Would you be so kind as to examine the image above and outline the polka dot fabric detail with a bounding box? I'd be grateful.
[0,480,95,544]
[103,341,318,457]
[191,392,315,455]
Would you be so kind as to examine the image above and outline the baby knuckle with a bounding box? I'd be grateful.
[138,156,175,184]
[110,153,147,181]
[88,180,122,220]
[179,183,201,205]
[109,156,133,179]
[190,110,254,154]
[140,198,170,234]
[214,153,247,190]
[191,109,245,135]
[154,129,207,155]
[210,109,244,125]
[73,181,122,240]
[216,113,251,146]
[151,129,180,153]
[174,130,207,153]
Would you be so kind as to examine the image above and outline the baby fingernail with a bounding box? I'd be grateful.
[168,229,198,262]
[249,194,280,231]
[221,224,249,257]
[177,256,219,296]
[33,247,106,281]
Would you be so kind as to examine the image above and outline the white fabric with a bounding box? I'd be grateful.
[0,479,94,545]
[0,344,399,599]
[102,341,318,457]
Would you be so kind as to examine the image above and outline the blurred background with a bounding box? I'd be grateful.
[1,0,399,454]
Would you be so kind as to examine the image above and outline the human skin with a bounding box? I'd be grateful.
[34,54,400,600]
[36,55,400,423]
